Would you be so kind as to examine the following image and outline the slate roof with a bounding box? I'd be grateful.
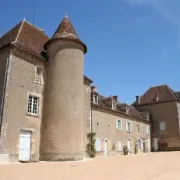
[0,19,92,83]
[133,85,180,106]
[93,94,148,121]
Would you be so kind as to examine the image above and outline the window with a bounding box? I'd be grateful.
[117,141,122,152]
[116,120,122,130]
[27,95,39,116]
[146,126,150,134]
[137,124,140,133]
[137,139,141,149]
[112,101,116,110]
[35,66,43,85]
[126,121,132,133]
[93,94,98,104]
[160,121,166,131]
[95,138,101,152]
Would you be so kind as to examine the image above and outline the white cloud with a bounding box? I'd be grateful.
[123,0,180,25]
[123,0,180,52]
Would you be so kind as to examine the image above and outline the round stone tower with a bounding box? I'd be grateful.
[40,16,87,161]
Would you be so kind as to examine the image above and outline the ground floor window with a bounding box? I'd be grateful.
[117,141,122,152]
[137,139,141,149]
[95,138,101,152]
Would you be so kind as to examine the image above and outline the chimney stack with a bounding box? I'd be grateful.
[91,86,98,93]
[112,95,118,102]
[136,96,141,104]
[126,105,129,114]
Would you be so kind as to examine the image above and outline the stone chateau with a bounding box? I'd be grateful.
[0,16,178,163]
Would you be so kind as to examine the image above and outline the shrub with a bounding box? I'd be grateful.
[86,132,96,158]
[134,144,138,154]
[123,145,128,155]
[112,143,117,151]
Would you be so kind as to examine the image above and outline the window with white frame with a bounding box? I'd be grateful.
[92,94,98,104]
[126,121,131,133]
[116,120,122,130]
[112,101,116,110]
[160,121,166,131]
[95,138,101,152]
[35,66,43,85]
[137,124,140,133]
[27,95,39,116]
[137,139,141,149]
[146,126,150,134]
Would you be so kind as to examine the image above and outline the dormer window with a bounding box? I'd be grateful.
[93,94,98,104]
[152,93,158,102]
[112,101,116,110]
[35,66,43,85]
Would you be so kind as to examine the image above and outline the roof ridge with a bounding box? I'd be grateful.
[14,21,24,43]
[0,21,22,41]
[23,20,49,38]
[166,85,177,100]
[149,84,167,89]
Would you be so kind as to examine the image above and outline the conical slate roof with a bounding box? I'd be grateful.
[44,16,87,53]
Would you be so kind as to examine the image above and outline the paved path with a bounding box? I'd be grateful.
[0,152,180,180]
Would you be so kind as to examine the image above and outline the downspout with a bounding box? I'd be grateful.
[176,102,180,138]
[90,89,93,133]
[0,52,11,137]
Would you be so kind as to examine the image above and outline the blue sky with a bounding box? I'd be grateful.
[1,0,180,104]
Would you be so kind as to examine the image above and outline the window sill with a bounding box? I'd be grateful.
[26,113,40,118]
[35,82,43,86]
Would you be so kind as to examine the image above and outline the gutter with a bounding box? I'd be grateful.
[0,51,11,137]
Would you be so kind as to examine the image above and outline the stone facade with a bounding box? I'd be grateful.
[137,101,180,151]
[92,107,150,155]
[0,48,45,162]
[134,85,180,151]
[0,17,151,163]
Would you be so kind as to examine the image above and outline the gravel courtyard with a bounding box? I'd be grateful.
[0,152,180,180]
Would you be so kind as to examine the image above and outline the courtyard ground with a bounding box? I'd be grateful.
[0,152,180,180]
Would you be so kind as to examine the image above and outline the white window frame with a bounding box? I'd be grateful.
[116,119,122,131]
[137,124,140,133]
[112,101,116,110]
[160,121,166,131]
[146,126,150,135]
[35,66,43,85]
[137,139,141,149]
[117,141,122,152]
[93,94,98,104]
[27,94,39,116]
[95,138,101,152]
[126,121,132,133]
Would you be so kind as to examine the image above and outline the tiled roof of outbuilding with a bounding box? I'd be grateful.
[93,93,148,121]
[133,85,179,106]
